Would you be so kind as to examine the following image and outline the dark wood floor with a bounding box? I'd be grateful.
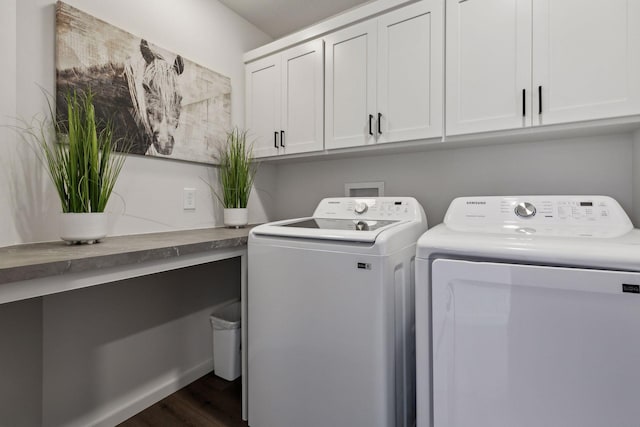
[118,373,247,427]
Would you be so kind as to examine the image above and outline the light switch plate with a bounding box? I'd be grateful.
[183,188,196,210]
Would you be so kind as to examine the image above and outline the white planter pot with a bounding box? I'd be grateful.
[223,208,248,228]
[59,212,108,244]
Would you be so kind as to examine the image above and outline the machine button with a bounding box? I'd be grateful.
[514,202,536,218]
[354,202,368,214]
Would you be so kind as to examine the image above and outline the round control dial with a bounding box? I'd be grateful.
[354,202,368,214]
[514,202,536,218]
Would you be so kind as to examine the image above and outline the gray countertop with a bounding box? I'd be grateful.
[0,226,254,285]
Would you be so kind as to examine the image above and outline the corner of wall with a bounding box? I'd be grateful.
[0,0,19,247]
[249,163,278,223]
[632,129,640,227]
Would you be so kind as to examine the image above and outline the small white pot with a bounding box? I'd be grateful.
[223,208,248,228]
[59,212,108,244]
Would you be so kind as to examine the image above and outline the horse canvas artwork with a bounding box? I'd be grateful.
[55,1,231,164]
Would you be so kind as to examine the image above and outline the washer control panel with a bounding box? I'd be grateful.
[444,196,633,237]
[313,197,424,221]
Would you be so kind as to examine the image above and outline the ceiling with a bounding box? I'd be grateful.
[218,0,371,39]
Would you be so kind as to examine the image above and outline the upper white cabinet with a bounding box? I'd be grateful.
[325,0,443,150]
[377,1,443,144]
[533,0,640,126]
[445,0,531,136]
[246,40,324,158]
[246,0,640,159]
[324,20,378,149]
[446,0,640,136]
[246,55,281,158]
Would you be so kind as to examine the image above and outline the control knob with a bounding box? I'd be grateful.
[514,202,536,218]
[354,202,368,214]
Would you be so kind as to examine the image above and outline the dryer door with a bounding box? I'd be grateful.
[431,259,640,427]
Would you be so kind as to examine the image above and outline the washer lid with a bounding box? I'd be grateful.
[283,218,399,231]
[252,217,407,243]
[252,197,427,243]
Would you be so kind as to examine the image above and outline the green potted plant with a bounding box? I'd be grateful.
[215,128,258,228]
[17,89,128,243]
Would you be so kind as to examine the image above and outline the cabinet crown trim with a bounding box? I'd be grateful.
[244,0,418,63]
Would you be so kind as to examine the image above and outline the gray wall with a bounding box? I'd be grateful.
[634,130,640,226]
[0,299,42,427]
[42,259,241,426]
[273,133,635,226]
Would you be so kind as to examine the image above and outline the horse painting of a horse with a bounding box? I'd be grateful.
[55,2,231,164]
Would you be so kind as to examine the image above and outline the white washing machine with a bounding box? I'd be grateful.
[248,197,428,427]
[415,195,640,427]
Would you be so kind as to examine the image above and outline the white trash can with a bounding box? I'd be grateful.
[210,300,241,381]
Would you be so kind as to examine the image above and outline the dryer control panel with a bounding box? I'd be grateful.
[444,196,634,237]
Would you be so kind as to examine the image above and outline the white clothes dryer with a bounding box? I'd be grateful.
[248,197,428,427]
[415,195,640,427]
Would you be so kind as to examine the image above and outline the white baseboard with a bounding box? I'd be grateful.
[91,359,214,427]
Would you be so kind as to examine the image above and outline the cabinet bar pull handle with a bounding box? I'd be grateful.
[369,114,374,136]
[522,89,526,117]
[280,130,285,147]
[538,85,542,114]
[274,131,278,148]
[378,112,382,134]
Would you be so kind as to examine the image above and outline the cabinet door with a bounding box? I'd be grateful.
[246,55,281,158]
[533,0,640,125]
[324,20,378,150]
[377,0,443,144]
[280,40,324,155]
[446,0,532,136]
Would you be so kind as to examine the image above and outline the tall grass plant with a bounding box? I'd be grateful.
[216,128,257,209]
[16,89,128,213]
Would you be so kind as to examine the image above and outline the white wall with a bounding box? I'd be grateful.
[273,134,635,225]
[1,0,274,247]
